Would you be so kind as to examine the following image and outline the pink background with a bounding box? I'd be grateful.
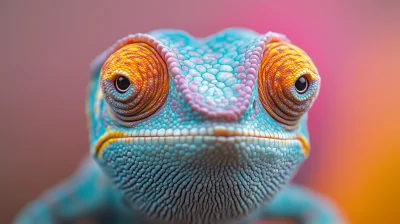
[1,0,400,223]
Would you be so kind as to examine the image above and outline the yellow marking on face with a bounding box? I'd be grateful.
[297,135,310,156]
[94,131,127,158]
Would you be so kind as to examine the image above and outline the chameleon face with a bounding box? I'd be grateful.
[87,29,320,223]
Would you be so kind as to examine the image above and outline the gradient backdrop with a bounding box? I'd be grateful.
[1,0,399,223]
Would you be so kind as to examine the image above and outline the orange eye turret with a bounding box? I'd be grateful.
[100,43,169,123]
[258,41,321,128]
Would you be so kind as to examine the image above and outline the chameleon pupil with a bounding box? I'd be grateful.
[295,76,308,93]
[115,76,130,93]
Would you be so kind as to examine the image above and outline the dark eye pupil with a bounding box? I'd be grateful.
[115,76,131,93]
[295,76,308,94]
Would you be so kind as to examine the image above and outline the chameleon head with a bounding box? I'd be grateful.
[87,30,320,223]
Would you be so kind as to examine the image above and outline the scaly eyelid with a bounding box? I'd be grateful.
[258,41,320,129]
[99,43,169,126]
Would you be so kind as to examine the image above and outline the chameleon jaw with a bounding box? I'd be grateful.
[94,126,309,158]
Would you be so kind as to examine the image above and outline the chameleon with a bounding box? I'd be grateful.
[14,29,344,224]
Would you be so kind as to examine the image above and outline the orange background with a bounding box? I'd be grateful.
[1,0,399,223]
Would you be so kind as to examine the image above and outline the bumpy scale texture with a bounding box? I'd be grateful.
[14,29,345,224]
[101,43,169,123]
[258,41,320,127]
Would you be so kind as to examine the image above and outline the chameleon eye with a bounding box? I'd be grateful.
[258,41,320,128]
[100,43,169,123]
[115,76,131,93]
[294,76,308,94]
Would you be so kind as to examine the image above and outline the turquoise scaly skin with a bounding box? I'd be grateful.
[14,29,345,224]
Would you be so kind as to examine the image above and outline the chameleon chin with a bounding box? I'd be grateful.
[15,29,345,224]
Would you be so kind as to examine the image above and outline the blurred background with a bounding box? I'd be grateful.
[1,0,399,223]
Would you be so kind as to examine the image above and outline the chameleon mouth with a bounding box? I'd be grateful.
[94,126,309,158]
